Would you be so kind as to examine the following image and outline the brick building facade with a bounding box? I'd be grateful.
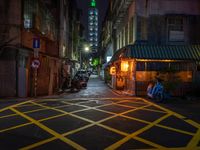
[0,0,82,97]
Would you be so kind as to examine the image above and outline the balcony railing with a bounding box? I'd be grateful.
[112,0,134,29]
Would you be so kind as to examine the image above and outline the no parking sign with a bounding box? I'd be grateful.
[31,59,40,68]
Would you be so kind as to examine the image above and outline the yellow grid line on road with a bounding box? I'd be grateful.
[69,99,197,136]
[20,101,120,149]
[134,136,168,150]
[0,104,70,119]
[114,102,167,113]
[114,99,156,105]
[9,97,200,150]
[15,104,38,107]
[10,107,86,150]
[0,113,16,119]
[105,113,172,150]
[27,100,166,149]
[0,100,32,113]
[141,98,200,127]
[26,100,160,149]
[35,98,200,149]
[60,99,132,111]
[187,128,200,149]
[0,122,32,133]
[63,99,196,137]
[53,101,170,149]
[159,147,200,150]
[20,137,57,150]
[21,123,97,150]
[0,106,92,133]
[97,107,195,137]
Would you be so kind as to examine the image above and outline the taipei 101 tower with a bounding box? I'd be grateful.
[88,0,98,53]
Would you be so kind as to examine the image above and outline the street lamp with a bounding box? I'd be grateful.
[80,45,90,69]
[84,46,89,52]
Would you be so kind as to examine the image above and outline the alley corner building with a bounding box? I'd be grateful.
[88,0,98,53]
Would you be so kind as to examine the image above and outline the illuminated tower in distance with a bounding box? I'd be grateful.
[88,0,98,53]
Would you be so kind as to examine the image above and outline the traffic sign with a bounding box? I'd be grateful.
[31,59,40,68]
[33,38,40,49]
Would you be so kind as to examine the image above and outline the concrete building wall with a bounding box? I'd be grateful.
[136,0,200,17]
[0,0,63,97]
[0,0,21,97]
[135,0,200,44]
[0,50,16,97]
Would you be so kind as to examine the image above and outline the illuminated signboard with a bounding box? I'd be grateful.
[90,0,96,7]
[110,66,116,75]
[121,61,129,72]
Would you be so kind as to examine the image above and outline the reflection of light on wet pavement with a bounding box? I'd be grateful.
[90,75,98,78]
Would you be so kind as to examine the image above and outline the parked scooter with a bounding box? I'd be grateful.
[147,78,165,102]
[61,76,71,91]
[70,74,87,92]
[70,75,82,92]
[78,75,87,88]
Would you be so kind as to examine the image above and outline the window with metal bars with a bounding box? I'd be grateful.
[167,16,185,42]
[23,0,57,40]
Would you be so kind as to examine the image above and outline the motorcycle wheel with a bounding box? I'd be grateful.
[154,93,164,102]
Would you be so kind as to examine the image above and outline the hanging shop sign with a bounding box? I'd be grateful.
[110,66,116,75]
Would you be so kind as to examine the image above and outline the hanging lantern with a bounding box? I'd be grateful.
[110,66,116,75]
[121,61,129,72]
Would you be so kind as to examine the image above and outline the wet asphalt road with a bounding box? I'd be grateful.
[62,75,122,99]
[0,75,200,150]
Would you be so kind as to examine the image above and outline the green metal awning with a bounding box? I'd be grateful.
[110,44,200,62]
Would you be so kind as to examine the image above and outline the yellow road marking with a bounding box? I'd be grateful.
[20,137,57,150]
[38,113,66,122]
[10,107,86,150]
[105,113,172,150]
[0,113,16,119]
[163,148,199,150]
[65,102,168,149]
[64,99,196,136]
[0,122,32,133]
[4,97,199,150]
[116,101,167,113]
[21,123,95,150]
[114,102,167,114]
[141,98,200,127]
[0,104,70,119]
[36,98,200,145]
[15,104,37,107]
[0,100,32,113]
[187,128,200,149]
[186,119,200,129]
[156,124,195,136]
[134,136,168,150]
[0,107,90,133]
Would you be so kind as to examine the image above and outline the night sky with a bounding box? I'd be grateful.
[76,0,109,37]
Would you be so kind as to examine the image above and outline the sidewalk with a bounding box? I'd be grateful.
[107,83,135,97]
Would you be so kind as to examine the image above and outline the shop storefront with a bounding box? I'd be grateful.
[108,44,200,96]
